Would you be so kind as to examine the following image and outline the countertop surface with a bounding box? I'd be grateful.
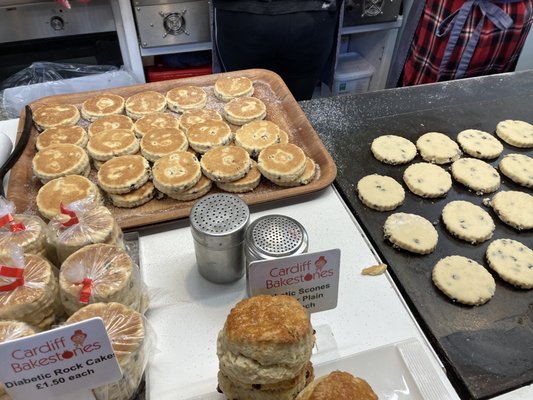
[1,70,533,399]
[138,185,456,400]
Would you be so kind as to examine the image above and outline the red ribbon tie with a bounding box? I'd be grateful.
[60,203,79,227]
[0,214,26,232]
[0,265,25,291]
[0,214,14,228]
[79,278,93,304]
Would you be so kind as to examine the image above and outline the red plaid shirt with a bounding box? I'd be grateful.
[402,0,533,86]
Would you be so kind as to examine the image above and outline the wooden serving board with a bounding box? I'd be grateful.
[7,69,336,230]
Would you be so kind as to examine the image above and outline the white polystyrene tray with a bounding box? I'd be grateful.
[184,338,457,400]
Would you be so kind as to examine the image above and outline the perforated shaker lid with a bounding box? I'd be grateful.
[245,215,308,260]
[190,193,250,241]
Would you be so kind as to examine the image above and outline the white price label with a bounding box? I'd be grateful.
[0,318,122,400]
[248,249,341,313]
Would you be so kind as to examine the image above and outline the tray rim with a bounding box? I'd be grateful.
[7,68,337,229]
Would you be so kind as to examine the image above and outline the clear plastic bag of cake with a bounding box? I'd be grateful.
[0,196,48,258]
[0,245,61,330]
[65,302,154,400]
[59,243,148,316]
[0,320,37,398]
[47,195,125,264]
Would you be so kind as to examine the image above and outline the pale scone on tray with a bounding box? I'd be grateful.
[140,127,189,162]
[152,151,202,194]
[384,212,438,255]
[86,129,140,161]
[166,85,207,112]
[125,90,166,119]
[33,103,80,130]
[223,96,267,125]
[257,143,307,184]
[36,125,88,151]
[180,108,223,133]
[216,160,262,193]
[371,134,417,165]
[356,173,405,211]
[441,200,495,244]
[416,131,462,164]
[108,181,156,208]
[432,255,496,306]
[133,112,181,138]
[214,75,254,102]
[498,153,533,188]
[403,162,452,198]
[486,239,533,289]
[200,145,252,183]
[456,129,503,159]
[81,93,125,121]
[97,154,151,194]
[32,143,90,183]
[187,120,233,154]
[451,157,500,194]
[235,120,281,158]
[489,190,533,230]
[495,119,533,148]
[88,114,134,137]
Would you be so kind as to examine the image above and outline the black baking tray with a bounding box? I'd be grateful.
[301,71,533,399]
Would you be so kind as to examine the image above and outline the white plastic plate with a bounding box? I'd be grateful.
[183,338,458,400]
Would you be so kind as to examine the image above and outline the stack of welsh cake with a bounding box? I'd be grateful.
[66,302,147,400]
[0,254,60,330]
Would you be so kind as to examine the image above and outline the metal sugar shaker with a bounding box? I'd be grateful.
[244,215,309,294]
[190,193,250,284]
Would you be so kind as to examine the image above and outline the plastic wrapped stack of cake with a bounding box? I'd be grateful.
[46,195,124,264]
[0,198,48,258]
[65,302,150,400]
[0,246,61,330]
[59,242,145,315]
[0,321,37,400]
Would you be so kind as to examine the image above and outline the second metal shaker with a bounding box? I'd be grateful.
[244,214,309,294]
[190,193,250,284]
